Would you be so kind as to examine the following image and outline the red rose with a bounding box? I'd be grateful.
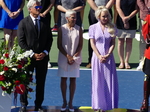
[1,86,7,91]
[15,84,26,94]
[0,75,5,81]
[14,80,20,85]
[28,88,33,92]
[0,59,5,64]
[17,64,22,69]
[3,66,9,71]
[20,60,25,66]
[4,53,9,58]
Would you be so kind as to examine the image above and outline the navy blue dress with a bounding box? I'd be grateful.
[116,0,137,30]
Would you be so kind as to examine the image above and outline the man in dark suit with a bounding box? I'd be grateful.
[17,0,53,112]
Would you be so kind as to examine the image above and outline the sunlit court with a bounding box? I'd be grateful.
[0,0,145,111]
[10,68,144,112]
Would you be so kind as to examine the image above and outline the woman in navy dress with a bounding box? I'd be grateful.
[0,0,24,49]
[115,0,138,69]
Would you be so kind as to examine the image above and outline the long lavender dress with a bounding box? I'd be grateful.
[89,22,118,111]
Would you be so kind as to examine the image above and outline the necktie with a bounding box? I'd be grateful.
[35,19,39,34]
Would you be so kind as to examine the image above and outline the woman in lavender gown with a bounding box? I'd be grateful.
[89,6,118,112]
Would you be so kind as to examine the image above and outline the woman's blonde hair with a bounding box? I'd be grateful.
[95,6,116,37]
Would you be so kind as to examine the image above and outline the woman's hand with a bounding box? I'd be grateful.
[124,22,129,29]
[40,13,46,17]
[11,11,20,19]
[122,16,130,29]
[67,54,74,65]
[8,12,14,18]
[98,55,106,63]
[103,53,110,59]
[122,16,129,24]
[99,53,111,63]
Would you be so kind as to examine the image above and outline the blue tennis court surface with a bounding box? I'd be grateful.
[11,69,145,111]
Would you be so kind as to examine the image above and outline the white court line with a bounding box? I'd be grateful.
[83,32,140,41]
[48,68,142,72]
[53,31,140,41]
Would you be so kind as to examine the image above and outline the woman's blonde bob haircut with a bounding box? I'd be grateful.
[95,6,116,37]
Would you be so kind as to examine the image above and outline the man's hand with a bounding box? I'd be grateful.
[33,52,46,61]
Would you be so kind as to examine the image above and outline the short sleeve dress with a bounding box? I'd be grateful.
[0,0,24,29]
[57,24,82,77]
[89,22,118,110]
[56,0,85,27]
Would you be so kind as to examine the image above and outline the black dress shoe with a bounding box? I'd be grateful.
[19,106,26,112]
[34,106,45,112]
[140,100,149,112]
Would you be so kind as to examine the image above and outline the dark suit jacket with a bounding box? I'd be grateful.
[17,15,53,60]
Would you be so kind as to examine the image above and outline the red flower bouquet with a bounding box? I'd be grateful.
[0,34,34,96]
